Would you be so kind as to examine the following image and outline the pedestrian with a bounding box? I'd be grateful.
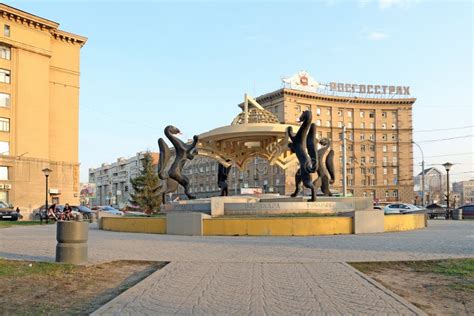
[63,203,73,221]
[48,203,57,221]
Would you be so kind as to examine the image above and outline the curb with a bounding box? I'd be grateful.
[342,262,427,316]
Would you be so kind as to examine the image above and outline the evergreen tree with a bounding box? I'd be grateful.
[129,152,162,214]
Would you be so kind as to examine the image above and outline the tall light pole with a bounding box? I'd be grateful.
[342,125,347,197]
[42,168,52,224]
[412,141,425,207]
[442,162,453,218]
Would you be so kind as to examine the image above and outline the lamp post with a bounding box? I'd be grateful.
[412,141,425,207]
[442,162,453,219]
[42,168,52,224]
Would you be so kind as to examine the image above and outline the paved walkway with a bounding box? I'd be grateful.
[1,220,473,315]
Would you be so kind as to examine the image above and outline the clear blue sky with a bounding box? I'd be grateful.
[9,0,473,182]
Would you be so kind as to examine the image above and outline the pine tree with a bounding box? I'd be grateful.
[129,152,162,214]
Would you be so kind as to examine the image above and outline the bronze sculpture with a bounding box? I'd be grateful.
[217,162,232,196]
[287,111,318,201]
[157,125,199,200]
[313,137,335,196]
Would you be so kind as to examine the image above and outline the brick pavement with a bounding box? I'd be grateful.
[1,220,472,314]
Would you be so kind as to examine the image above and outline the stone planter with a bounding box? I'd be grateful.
[56,221,88,264]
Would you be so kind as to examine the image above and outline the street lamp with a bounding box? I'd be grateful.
[42,168,52,224]
[442,162,453,219]
[412,141,425,207]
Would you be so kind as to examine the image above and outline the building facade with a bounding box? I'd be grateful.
[453,180,474,205]
[0,4,86,215]
[414,167,445,205]
[88,152,159,209]
[178,86,416,203]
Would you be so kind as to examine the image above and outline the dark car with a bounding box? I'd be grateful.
[455,204,474,219]
[71,205,94,220]
[0,201,18,221]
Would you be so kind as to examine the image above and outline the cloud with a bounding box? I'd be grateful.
[367,32,389,40]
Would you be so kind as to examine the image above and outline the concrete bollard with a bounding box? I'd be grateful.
[56,221,88,264]
[453,208,463,220]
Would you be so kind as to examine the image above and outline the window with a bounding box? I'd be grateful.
[393,168,397,175]
[369,112,375,118]
[392,111,397,117]
[383,168,387,175]
[338,121,343,128]
[370,123,375,129]
[392,157,398,165]
[348,168,354,174]
[0,118,10,132]
[369,145,375,151]
[391,124,397,129]
[361,167,366,174]
[316,119,321,126]
[0,141,8,155]
[348,133,353,140]
[348,144,353,151]
[382,134,387,141]
[369,167,376,174]
[382,111,387,118]
[385,191,389,197]
[337,110,342,116]
[392,145,397,152]
[360,134,365,140]
[347,122,352,128]
[0,45,10,60]
[0,69,10,84]
[381,123,386,129]
[370,157,375,163]
[348,179,353,186]
[316,108,321,116]
[4,25,10,37]
[326,109,331,116]
[363,191,367,197]
[326,121,331,127]
[382,145,387,152]
[360,122,365,129]
[383,156,388,164]
[0,166,7,180]
[361,145,366,152]
[370,179,376,185]
[369,134,374,140]
[347,110,352,118]
[391,134,397,140]
[361,157,366,163]
[360,111,365,118]
[392,190,398,198]
[0,93,9,107]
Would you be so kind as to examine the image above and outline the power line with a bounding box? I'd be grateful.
[416,134,473,143]
[414,152,474,159]
[414,125,473,133]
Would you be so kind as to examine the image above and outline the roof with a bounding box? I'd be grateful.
[417,167,442,177]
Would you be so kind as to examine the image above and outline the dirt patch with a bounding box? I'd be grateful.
[351,259,473,316]
[0,259,167,315]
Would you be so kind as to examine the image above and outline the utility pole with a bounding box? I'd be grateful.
[412,141,425,207]
[342,125,347,197]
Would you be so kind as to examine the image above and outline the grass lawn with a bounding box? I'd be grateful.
[351,258,474,315]
[0,259,166,315]
[0,220,53,229]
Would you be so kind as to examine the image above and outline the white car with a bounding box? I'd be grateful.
[384,203,422,215]
[100,206,124,216]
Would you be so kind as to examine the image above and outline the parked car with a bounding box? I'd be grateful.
[71,205,94,220]
[94,206,124,216]
[0,201,19,221]
[454,204,474,219]
[384,203,422,215]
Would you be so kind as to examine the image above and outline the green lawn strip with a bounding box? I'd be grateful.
[0,259,75,277]
[218,213,339,218]
[124,214,165,218]
[0,221,53,229]
[351,258,474,278]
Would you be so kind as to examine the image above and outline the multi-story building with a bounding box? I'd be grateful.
[453,180,474,205]
[414,167,445,205]
[178,75,416,203]
[0,4,86,215]
[88,152,159,209]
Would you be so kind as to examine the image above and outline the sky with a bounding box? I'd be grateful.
[8,0,474,183]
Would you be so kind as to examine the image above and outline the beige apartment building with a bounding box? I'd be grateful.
[179,86,416,203]
[0,4,86,214]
